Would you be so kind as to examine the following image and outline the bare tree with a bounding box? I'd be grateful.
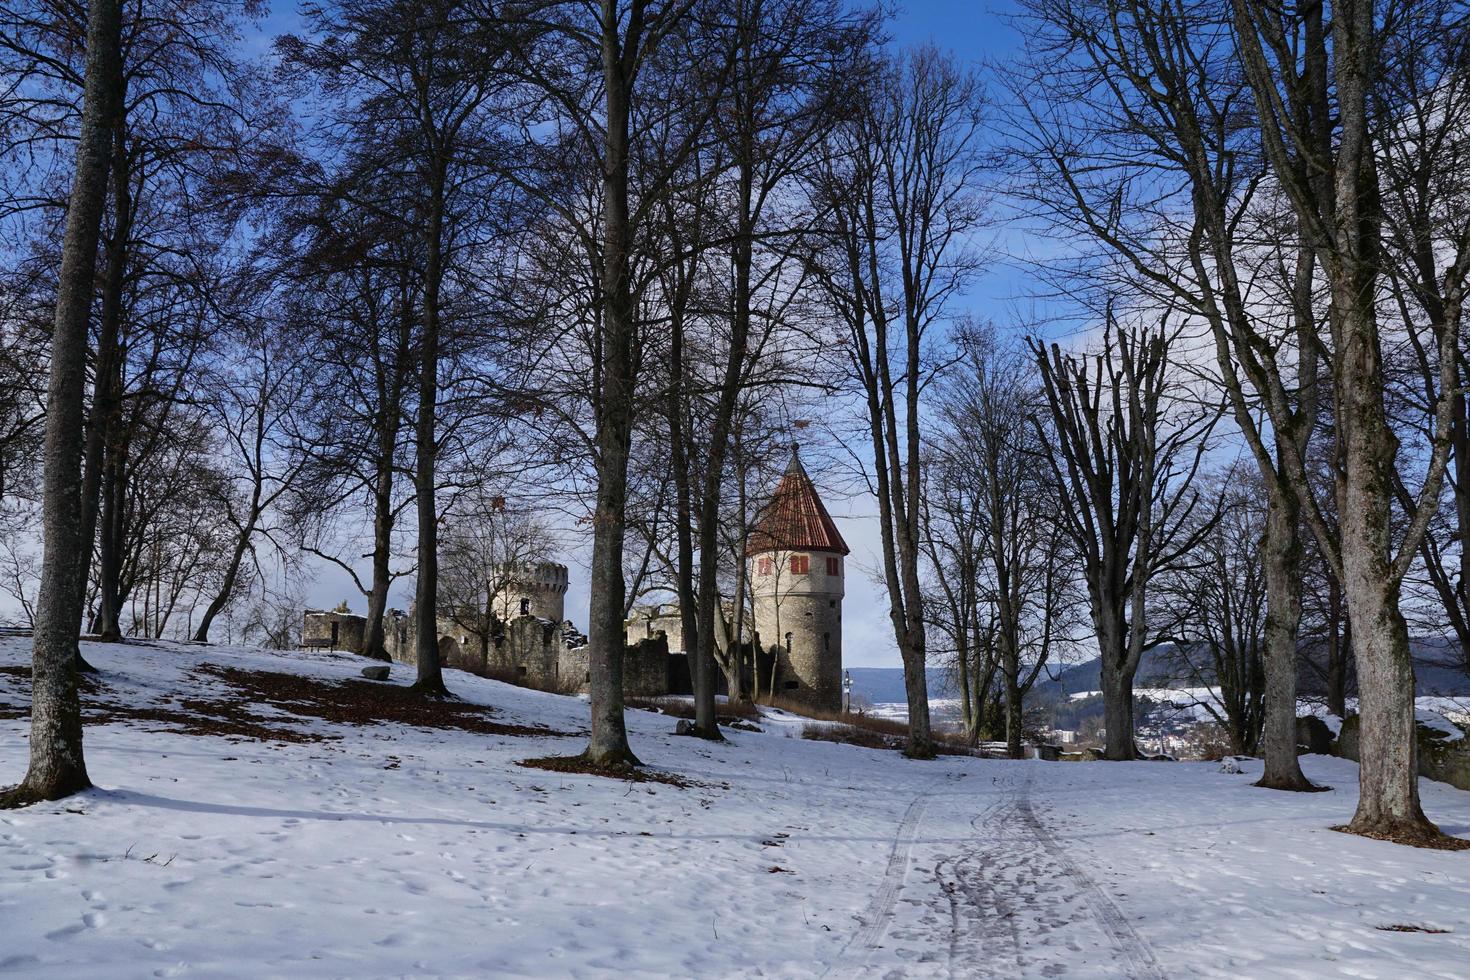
[1006,0,1335,791]
[813,46,986,758]
[935,326,1075,757]
[1,0,122,807]
[1029,317,1215,760]
[439,495,552,665]
[281,0,520,694]
[505,0,719,768]
[192,310,310,640]
[1156,467,1270,756]
[1228,0,1469,841]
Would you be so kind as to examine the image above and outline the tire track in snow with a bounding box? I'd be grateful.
[823,775,944,977]
[1012,776,1166,980]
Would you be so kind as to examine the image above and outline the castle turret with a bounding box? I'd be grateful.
[748,445,849,710]
[491,561,569,623]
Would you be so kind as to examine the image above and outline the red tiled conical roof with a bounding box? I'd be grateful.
[748,445,850,556]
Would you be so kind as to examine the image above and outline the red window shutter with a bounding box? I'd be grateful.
[791,554,810,575]
[827,556,839,576]
[758,556,772,576]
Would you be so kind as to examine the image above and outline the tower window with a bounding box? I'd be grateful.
[520,597,531,616]
[758,556,773,576]
[790,554,810,575]
[829,600,835,609]
[784,631,793,653]
[823,632,830,651]
[826,556,840,576]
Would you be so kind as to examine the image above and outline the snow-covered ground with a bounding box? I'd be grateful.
[3,639,1470,978]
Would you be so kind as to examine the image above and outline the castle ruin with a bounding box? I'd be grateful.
[301,447,847,709]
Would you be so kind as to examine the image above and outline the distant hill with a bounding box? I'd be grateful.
[1033,637,1470,700]
[845,667,955,706]
[849,637,1470,710]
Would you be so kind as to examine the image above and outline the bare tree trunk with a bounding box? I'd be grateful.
[1327,580,1348,719]
[1257,485,1316,790]
[1338,300,1434,837]
[361,472,395,661]
[582,0,641,767]
[2,0,123,808]
[666,304,701,720]
[411,178,447,696]
[75,116,131,664]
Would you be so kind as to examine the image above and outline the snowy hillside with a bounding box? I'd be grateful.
[3,639,1470,978]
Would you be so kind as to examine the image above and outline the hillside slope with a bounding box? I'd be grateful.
[2,639,1469,978]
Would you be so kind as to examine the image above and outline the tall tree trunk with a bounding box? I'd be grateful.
[95,431,125,640]
[1338,301,1436,837]
[2,0,123,808]
[1004,639,1023,760]
[75,117,130,663]
[1256,485,1315,788]
[666,305,700,720]
[361,473,395,661]
[689,170,756,740]
[1100,653,1134,761]
[411,178,447,695]
[1327,579,1348,718]
[582,1,640,767]
[362,295,410,662]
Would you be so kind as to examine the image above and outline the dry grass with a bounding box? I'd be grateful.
[1332,823,1470,851]
[1375,924,1452,934]
[626,696,761,724]
[777,699,975,755]
[194,664,574,738]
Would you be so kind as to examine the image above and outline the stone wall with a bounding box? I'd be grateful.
[376,606,671,698]
[301,611,367,653]
[491,562,569,623]
[748,548,843,711]
[1331,712,1470,792]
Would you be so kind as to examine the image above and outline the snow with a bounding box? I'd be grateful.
[1417,709,1466,742]
[3,638,1470,978]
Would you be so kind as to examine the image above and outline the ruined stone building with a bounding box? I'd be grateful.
[302,448,848,709]
[748,445,849,711]
[488,561,568,622]
[303,562,670,697]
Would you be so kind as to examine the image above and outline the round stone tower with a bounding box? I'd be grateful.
[491,561,569,622]
[748,445,849,711]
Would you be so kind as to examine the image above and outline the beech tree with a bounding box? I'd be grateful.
[281,0,518,694]
[1,0,123,807]
[505,0,720,768]
[1029,318,1215,761]
[813,46,986,759]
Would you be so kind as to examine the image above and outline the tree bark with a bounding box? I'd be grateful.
[410,175,447,696]
[3,0,124,808]
[75,113,131,662]
[581,0,641,768]
[1256,484,1316,790]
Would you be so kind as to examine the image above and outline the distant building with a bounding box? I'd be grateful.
[301,609,367,652]
[748,444,849,711]
[490,561,569,622]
